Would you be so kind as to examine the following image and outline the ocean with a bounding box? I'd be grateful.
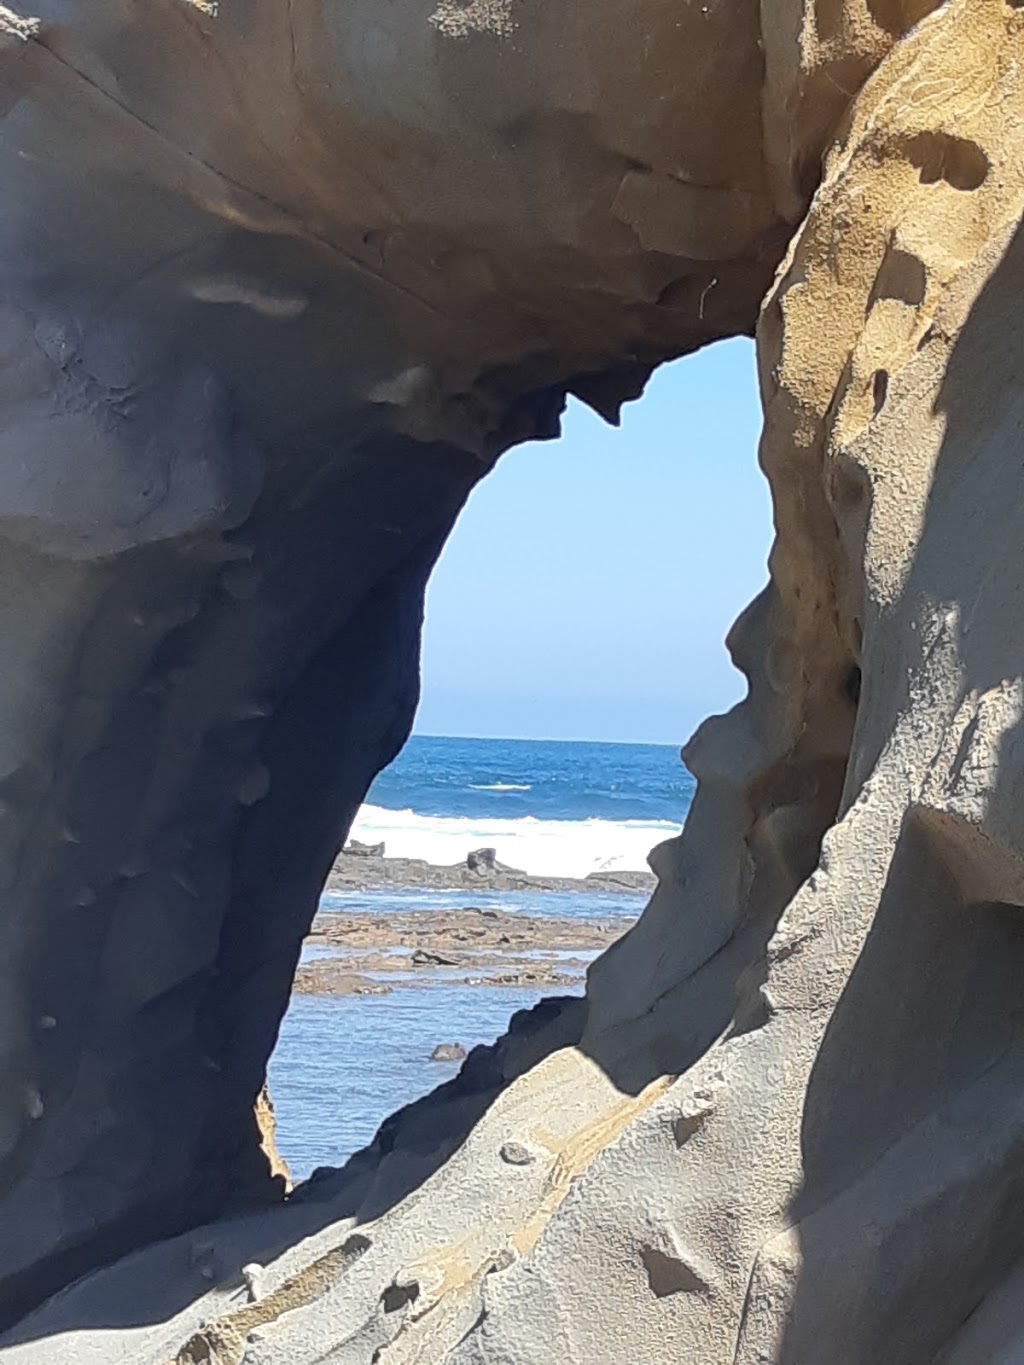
[269,735,695,1177]
[350,734,692,877]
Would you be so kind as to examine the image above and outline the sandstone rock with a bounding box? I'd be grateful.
[411,948,461,967]
[0,0,1021,1361]
[342,839,385,858]
[240,1263,264,1305]
[292,967,393,997]
[430,1043,468,1063]
[465,847,497,873]
[254,1084,291,1194]
[325,850,655,894]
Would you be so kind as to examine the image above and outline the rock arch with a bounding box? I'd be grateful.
[0,0,1023,1359]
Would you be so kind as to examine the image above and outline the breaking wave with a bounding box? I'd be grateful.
[346,803,678,879]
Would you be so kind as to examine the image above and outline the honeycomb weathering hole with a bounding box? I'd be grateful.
[902,131,990,192]
[872,368,890,416]
[869,246,928,309]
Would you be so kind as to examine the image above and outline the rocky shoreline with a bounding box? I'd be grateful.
[295,846,648,996]
[324,843,656,894]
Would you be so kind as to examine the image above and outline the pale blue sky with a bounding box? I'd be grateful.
[415,337,773,745]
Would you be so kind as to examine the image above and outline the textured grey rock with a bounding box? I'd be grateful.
[429,1044,467,1063]
[0,0,790,1324]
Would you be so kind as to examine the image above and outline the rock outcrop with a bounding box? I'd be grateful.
[1,0,1023,1360]
[254,1086,290,1195]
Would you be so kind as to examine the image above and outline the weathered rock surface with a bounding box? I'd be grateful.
[254,1086,290,1195]
[429,1044,468,1064]
[325,848,655,893]
[0,0,1023,1360]
[294,902,623,994]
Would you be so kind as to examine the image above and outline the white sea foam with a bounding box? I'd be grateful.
[468,782,532,792]
[347,803,679,878]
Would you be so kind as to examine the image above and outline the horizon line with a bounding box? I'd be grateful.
[409,730,682,748]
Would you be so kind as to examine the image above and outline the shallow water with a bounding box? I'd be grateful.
[270,982,569,1180]
[321,886,646,919]
[299,943,602,969]
[269,733,676,1179]
[274,884,643,1178]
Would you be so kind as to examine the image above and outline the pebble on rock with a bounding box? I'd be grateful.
[499,1140,535,1166]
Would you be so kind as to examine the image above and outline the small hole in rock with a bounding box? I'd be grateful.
[673,1111,710,1148]
[868,246,927,309]
[641,1247,710,1298]
[872,369,889,416]
[903,131,989,192]
[866,0,944,35]
[382,1280,419,1313]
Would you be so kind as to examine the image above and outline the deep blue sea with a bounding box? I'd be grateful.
[270,736,695,1177]
[368,734,692,822]
[348,735,694,879]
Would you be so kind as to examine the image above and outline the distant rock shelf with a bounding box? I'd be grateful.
[328,845,656,894]
[294,904,629,995]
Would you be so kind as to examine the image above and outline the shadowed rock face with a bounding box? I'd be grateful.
[2,0,1024,1360]
[0,0,792,1318]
